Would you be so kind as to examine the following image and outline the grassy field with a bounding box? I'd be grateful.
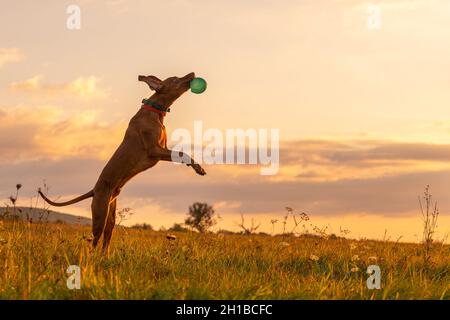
[0,220,449,300]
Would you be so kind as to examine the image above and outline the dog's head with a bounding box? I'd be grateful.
[138,72,195,107]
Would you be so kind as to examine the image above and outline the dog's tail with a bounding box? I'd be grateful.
[38,188,94,207]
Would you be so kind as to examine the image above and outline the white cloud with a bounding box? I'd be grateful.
[9,75,42,90]
[0,48,24,68]
[9,75,110,100]
[66,76,110,99]
[0,105,125,162]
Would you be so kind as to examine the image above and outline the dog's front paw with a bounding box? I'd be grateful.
[191,163,206,176]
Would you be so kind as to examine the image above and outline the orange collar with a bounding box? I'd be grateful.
[141,104,167,116]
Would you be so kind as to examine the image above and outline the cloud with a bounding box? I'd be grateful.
[9,75,42,90]
[0,105,125,162]
[281,140,450,165]
[3,106,450,182]
[66,76,110,99]
[2,153,449,219]
[9,75,110,100]
[1,108,450,223]
[279,139,450,182]
[123,167,450,217]
[0,48,24,68]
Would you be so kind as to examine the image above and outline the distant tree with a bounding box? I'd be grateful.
[185,202,216,233]
[131,223,153,230]
[168,223,188,232]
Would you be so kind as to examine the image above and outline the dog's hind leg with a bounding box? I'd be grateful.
[102,198,116,253]
[91,184,113,249]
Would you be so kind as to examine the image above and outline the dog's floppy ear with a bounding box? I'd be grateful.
[138,75,164,92]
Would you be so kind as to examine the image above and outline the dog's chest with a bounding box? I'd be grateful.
[159,125,167,148]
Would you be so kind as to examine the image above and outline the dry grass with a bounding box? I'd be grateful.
[0,220,449,300]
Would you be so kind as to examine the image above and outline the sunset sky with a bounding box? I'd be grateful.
[1,0,450,241]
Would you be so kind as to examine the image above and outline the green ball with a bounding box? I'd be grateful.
[190,77,207,94]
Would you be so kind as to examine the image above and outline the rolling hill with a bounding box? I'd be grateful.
[0,206,91,225]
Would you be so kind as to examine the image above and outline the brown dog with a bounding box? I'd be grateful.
[39,72,206,251]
